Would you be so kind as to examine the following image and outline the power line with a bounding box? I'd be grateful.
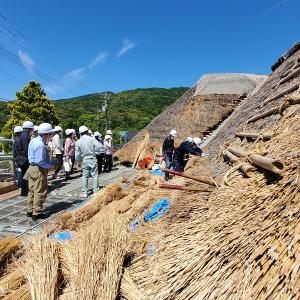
[0,12,98,97]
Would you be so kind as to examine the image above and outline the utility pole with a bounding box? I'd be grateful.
[102,92,111,132]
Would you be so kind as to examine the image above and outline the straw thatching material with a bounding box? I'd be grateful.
[0,238,21,268]
[0,268,25,296]
[3,283,30,300]
[120,268,144,300]
[45,182,125,233]
[21,235,59,300]
[61,212,129,300]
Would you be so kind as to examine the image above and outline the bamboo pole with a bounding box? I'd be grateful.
[278,68,300,85]
[248,96,300,123]
[223,150,256,178]
[227,147,286,174]
[161,168,217,186]
[262,83,299,106]
[234,132,274,141]
[159,183,214,192]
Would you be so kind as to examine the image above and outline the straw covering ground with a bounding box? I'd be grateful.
[0,43,299,299]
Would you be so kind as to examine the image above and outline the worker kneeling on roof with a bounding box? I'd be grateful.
[27,123,56,220]
[173,137,203,172]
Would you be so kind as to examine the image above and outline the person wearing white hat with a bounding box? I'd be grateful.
[17,121,34,196]
[162,129,177,180]
[13,126,23,188]
[64,129,75,179]
[27,123,56,220]
[52,125,64,179]
[75,125,99,198]
[32,125,39,138]
[94,131,105,173]
[173,137,203,172]
[103,134,113,172]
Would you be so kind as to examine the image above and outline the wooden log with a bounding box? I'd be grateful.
[223,150,256,178]
[278,68,300,85]
[248,96,300,123]
[161,168,217,186]
[159,183,214,192]
[235,131,274,141]
[262,83,299,106]
[227,147,286,174]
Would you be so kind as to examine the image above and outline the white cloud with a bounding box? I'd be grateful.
[45,68,86,95]
[88,52,109,69]
[63,68,85,83]
[262,0,288,15]
[116,39,136,58]
[18,50,35,74]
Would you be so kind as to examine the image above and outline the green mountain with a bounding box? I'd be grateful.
[54,87,188,134]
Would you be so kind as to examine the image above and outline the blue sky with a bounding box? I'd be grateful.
[0,0,299,100]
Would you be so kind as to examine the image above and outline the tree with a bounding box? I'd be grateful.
[77,113,97,131]
[2,81,59,137]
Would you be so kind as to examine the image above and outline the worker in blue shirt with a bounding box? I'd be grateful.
[27,123,56,220]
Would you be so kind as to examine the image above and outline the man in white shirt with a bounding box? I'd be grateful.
[52,125,64,178]
[75,126,100,198]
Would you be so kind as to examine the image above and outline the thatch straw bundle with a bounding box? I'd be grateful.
[21,235,59,300]
[61,212,129,299]
[120,268,144,300]
[0,238,21,267]
[45,182,125,234]
[3,283,30,300]
[0,268,25,296]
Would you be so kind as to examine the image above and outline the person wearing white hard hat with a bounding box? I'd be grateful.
[106,129,112,135]
[173,137,203,172]
[27,123,56,220]
[103,134,113,172]
[32,125,39,138]
[63,129,75,179]
[75,125,99,198]
[52,125,64,179]
[185,136,193,144]
[13,126,23,188]
[94,131,105,174]
[16,121,34,196]
[162,129,177,180]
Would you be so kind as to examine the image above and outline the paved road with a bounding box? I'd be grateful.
[0,166,137,239]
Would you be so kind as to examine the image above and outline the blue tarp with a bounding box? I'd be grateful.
[49,231,73,241]
[144,198,171,222]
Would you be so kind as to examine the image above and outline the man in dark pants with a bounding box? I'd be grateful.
[13,126,23,188]
[94,131,105,174]
[52,126,64,178]
[173,137,203,172]
[17,121,34,196]
[162,129,177,180]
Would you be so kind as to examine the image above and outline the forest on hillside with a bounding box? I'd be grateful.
[54,87,188,133]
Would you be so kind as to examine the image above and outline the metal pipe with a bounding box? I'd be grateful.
[0,155,13,161]
[235,131,274,141]
[161,168,217,186]
[227,147,286,174]
[223,150,256,177]
[0,138,13,144]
